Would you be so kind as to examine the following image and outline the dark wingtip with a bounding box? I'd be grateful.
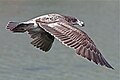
[110,66,115,70]
[105,63,115,70]
[105,65,115,70]
[100,55,115,70]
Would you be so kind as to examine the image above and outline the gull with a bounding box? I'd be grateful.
[6,13,114,69]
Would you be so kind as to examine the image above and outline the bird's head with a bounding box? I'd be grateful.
[64,16,85,27]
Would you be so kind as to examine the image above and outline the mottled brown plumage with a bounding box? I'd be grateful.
[6,13,114,69]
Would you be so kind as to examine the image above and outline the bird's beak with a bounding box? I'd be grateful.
[77,20,85,27]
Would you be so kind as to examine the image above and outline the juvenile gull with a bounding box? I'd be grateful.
[6,13,114,69]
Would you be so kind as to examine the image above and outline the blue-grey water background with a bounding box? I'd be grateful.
[0,0,119,80]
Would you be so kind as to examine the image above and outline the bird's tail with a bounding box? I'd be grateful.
[6,21,33,33]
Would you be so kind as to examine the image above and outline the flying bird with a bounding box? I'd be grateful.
[6,13,114,69]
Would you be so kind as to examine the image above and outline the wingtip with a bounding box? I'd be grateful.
[106,64,115,70]
[100,55,115,70]
[110,66,115,70]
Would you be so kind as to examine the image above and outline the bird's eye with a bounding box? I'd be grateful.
[72,18,77,22]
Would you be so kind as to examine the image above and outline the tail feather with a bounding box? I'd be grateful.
[6,21,30,33]
[7,22,19,31]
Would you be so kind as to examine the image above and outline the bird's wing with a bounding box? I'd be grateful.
[37,21,114,69]
[27,27,54,52]
[7,21,54,52]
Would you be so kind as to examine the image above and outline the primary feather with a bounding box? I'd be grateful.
[6,13,114,69]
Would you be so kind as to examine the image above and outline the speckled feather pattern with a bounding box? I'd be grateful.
[6,13,114,69]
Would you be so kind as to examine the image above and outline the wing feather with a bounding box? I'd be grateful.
[38,21,114,69]
[28,27,54,52]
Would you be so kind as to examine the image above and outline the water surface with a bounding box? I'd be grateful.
[0,0,119,80]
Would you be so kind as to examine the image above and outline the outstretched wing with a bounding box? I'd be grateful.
[7,21,54,52]
[27,27,54,52]
[37,21,114,69]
